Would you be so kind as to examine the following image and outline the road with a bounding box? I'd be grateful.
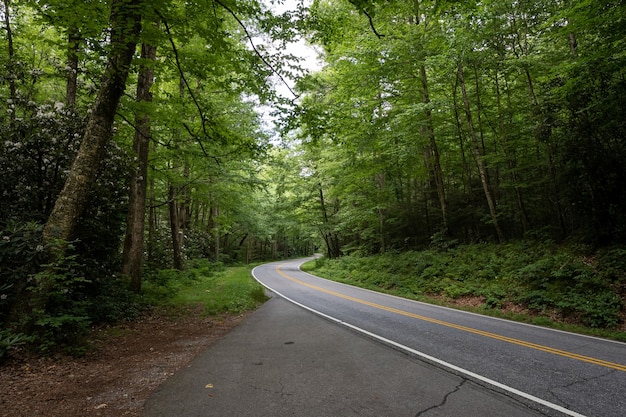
[252,257,626,417]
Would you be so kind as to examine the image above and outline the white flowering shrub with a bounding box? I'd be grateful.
[0,102,86,224]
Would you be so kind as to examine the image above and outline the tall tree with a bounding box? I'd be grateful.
[43,0,144,246]
[121,41,157,292]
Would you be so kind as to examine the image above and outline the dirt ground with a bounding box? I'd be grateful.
[0,308,249,417]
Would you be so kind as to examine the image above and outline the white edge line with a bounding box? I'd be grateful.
[251,261,588,417]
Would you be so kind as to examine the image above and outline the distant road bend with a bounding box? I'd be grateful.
[252,258,626,417]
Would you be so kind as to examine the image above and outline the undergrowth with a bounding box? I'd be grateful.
[302,242,626,341]
[142,259,268,316]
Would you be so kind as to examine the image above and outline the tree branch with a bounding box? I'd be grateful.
[156,10,218,157]
[362,9,385,39]
[213,0,299,99]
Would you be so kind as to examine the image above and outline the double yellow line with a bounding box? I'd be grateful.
[276,265,626,373]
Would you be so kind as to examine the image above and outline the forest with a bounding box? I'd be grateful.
[1,0,625,355]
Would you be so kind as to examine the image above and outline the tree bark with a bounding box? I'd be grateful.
[121,42,156,293]
[147,139,157,263]
[43,0,143,246]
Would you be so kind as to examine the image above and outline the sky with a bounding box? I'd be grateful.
[256,0,323,141]
[264,0,323,98]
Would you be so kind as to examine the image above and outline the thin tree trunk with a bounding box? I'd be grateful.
[495,68,530,234]
[413,0,448,231]
[169,184,184,270]
[121,42,156,292]
[43,0,143,246]
[3,0,16,127]
[318,186,340,258]
[212,205,220,262]
[452,76,472,194]
[147,139,157,263]
[420,65,448,231]
[375,170,386,253]
[457,62,505,243]
[569,32,578,57]
[66,28,81,107]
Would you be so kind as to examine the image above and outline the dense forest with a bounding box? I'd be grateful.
[1,0,625,354]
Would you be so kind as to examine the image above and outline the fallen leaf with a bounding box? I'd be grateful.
[205,383,214,389]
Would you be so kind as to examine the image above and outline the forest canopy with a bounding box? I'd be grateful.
[292,0,626,256]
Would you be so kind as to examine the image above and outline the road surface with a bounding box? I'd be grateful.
[252,257,626,417]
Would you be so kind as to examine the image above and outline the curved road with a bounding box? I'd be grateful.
[252,258,626,417]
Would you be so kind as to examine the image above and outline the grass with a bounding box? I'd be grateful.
[143,261,268,316]
[169,265,268,315]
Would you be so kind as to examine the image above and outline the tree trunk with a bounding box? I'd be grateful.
[43,0,143,246]
[318,186,340,258]
[147,139,157,264]
[213,206,220,262]
[169,184,184,270]
[452,75,472,194]
[121,42,156,293]
[419,64,448,231]
[66,28,81,107]
[3,0,16,127]
[495,67,530,234]
[412,0,448,231]
[457,62,505,243]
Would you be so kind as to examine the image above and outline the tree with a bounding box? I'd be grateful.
[43,0,143,246]
[121,40,157,292]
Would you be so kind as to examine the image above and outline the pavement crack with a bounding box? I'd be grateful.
[414,378,467,417]
[279,377,289,398]
[548,368,615,405]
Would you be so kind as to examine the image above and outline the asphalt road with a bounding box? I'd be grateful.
[144,291,548,416]
[252,257,626,417]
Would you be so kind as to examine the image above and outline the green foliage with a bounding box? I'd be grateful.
[0,222,48,324]
[143,262,267,315]
[87,276,144,324]
[28,250,92,354]
[291,0,626,251]
[0,103,87,224]
[0,330,33,362]
[306,241,625,332]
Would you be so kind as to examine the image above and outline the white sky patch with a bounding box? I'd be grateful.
[255,0,324,143]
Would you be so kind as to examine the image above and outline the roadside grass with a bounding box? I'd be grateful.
[301,242,626,342]
[142,260,268,316]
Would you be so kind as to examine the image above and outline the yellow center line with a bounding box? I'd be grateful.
[276,265,626,373]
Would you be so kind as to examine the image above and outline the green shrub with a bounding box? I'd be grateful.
[28,251,93,354]
[307,241,625,331]
[0,330,33,362]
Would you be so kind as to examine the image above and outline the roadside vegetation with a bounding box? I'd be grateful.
[144,261,268,316]
[302,242,626,342]
[0,253,267,361]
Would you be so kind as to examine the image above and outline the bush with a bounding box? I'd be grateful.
[0,222,48,326]
[0,102,134,354]
[28,250,93,353]
[0,330,33,362]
